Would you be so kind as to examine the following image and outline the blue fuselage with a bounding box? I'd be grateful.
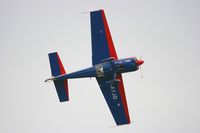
[54,57,139,80]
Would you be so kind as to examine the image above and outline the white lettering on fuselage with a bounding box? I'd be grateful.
[111,84,118,100]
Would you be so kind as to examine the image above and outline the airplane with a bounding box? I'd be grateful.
[45,9,144,126]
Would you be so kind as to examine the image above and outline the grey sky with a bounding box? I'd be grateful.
[0,0,200,132]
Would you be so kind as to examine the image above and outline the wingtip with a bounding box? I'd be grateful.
[90,9,104,14]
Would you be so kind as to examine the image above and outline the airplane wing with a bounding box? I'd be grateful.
[96,74,130,125]
[90,10,131,125]
[90,9,117,65]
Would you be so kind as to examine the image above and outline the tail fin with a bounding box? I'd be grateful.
[48,52,69,102]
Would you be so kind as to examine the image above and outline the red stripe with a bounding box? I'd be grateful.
[117,74,131,123]
[56,53,69,99]
[63,79,69,100]
[101,10,118,59]
[101,10,130,123]
[56,53,66,74]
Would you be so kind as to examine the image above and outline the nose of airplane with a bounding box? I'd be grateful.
[136,59,144,66]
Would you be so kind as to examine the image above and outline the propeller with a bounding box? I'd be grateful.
[139,64,143,79]
[139,55,143,78]
[135,55,144,78]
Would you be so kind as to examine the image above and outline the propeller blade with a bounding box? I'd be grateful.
[140,65,143,78]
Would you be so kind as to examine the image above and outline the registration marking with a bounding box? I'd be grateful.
[111,84,118,100]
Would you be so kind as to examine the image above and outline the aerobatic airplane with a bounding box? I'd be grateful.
[45,9,144,126]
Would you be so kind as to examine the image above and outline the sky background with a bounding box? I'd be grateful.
[0,0,200,132]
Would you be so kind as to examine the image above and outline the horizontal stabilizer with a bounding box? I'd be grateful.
[48,52,69,102]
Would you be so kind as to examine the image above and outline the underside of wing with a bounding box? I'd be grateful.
[90,10,118,65]
[96,74,130,125]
